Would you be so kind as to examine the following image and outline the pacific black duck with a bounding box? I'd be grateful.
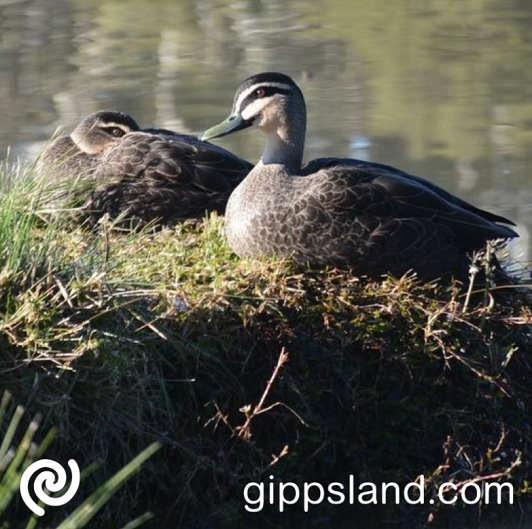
[40,110,253,227]
[199,72,518,281]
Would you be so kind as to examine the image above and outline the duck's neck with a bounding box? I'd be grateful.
[260,102,306,174]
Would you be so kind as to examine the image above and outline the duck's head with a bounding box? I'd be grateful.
[199,72,305,141]
[71,111,140,154]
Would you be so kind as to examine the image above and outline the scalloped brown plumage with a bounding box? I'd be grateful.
[40,111,253,227]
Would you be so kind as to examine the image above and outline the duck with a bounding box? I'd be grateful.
[39,110,253,227]
[199,72,518,281]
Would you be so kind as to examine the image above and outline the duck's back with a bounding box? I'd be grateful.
[84,131,253,226]
[305,157,514,226]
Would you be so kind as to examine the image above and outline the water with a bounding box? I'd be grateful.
[1,0,531,264]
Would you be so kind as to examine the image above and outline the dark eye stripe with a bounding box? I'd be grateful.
[102,126,126,137]
[239,86,292,113]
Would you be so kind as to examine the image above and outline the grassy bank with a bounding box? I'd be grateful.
[1,163,532,528]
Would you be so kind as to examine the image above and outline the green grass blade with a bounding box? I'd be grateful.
[119,512,155,529]
[55,442,161,529]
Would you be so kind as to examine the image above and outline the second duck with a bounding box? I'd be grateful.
[41,111,253,228]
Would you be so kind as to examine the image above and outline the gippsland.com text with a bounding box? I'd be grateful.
[243,475,514,512]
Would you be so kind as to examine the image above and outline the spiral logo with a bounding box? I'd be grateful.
[20,459,80,516]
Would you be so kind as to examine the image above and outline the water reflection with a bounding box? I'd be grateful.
[0,0,531,260]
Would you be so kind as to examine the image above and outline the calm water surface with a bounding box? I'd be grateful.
[1,0,531,264]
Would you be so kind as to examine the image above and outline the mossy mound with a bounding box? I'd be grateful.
[1,198,531,527]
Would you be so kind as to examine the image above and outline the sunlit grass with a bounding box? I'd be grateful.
[0,161,51,274]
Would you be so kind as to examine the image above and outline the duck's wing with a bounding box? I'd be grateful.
[304,157,516,227]
[303,161,518,245]
[291,160,517,278]
[85,131,252,225]
[95,131,251,191]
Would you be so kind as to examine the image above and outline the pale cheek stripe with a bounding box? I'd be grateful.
[101,122,131,130]
[241,98,270,121]
[234,82,292,114]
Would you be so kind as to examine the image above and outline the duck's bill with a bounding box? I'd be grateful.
[199,114,253,141]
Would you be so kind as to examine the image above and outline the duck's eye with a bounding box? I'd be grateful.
[105,127,125,138]
[256,89,266,98]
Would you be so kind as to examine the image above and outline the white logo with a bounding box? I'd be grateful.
[19,459,80,516]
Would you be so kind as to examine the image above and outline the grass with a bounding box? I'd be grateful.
[1,161,532,528]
